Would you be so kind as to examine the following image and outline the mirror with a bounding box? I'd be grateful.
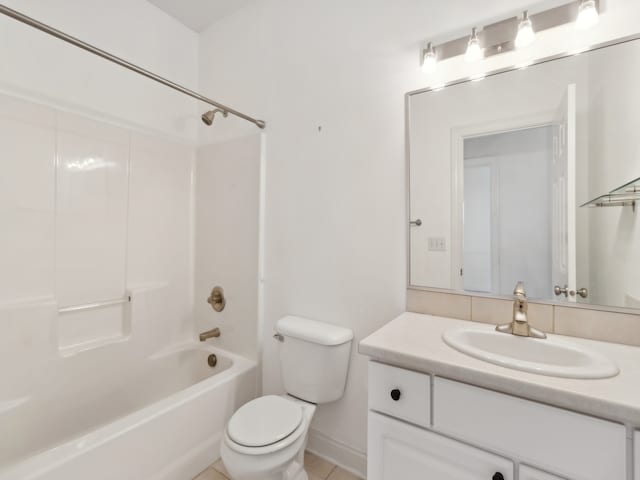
[408,37,640,310]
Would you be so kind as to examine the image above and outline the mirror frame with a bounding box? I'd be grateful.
[405,33,640,314]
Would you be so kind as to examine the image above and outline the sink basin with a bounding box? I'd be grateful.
[442,327,619,379]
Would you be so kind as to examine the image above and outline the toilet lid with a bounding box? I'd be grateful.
[227,395,303,448]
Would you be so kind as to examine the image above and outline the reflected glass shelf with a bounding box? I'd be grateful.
[580,176,640,210]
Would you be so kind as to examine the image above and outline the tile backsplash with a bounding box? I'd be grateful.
[407,288,640,347]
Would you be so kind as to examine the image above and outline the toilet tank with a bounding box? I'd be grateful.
[275,316,353,404]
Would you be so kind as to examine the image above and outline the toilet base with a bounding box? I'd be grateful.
[220,396,317,480]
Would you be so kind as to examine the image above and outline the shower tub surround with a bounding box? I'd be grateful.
[0,89,259,477]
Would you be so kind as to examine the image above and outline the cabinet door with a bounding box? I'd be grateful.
[520,465,567,480]
[368,411,512,480]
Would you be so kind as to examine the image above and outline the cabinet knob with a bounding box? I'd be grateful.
[390,389,401,401]
[492,473,504,480]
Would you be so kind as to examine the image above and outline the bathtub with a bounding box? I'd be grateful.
[0,343,256,480]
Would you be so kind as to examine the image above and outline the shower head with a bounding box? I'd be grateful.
[201,109,228,126]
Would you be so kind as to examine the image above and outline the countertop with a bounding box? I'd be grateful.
[359,312,640,426]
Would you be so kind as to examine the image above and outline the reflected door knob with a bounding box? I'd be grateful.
[492,474,504,480]
[554,285,568,297]
[576,287,588,298]
[390,389,401,401]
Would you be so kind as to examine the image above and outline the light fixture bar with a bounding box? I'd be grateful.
[422,0,601,63]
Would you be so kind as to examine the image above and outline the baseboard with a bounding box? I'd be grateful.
[306,429,367,479]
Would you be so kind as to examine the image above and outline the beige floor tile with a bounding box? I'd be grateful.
[304,451,336,479]
[327,466,363,480]
[308,475,326,480]
[212,459,230,478]
[193,466,228,480]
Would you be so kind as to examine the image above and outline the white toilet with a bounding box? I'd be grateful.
[220,316,354,480]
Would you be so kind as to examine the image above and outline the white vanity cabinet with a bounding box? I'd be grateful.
[369,411,513,480]
[519,466,566,480]
[368,362,627,480]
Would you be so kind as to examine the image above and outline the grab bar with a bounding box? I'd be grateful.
[58,295,131,314]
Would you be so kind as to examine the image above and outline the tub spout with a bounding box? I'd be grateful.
[199,327,221,342]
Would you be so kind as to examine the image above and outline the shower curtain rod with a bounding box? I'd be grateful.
[0,4,266,129]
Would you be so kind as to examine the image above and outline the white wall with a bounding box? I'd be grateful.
[197,1,640,474]
[196,0,554,472]
[0,0,199,142]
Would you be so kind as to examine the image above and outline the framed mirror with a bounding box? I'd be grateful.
[407,36,640,310]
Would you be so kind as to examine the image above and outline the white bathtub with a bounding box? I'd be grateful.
[0,344,256,480]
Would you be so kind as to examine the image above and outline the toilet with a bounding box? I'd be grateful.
[220,316,354,480]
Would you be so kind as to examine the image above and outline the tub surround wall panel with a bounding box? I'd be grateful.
[0,91,195,369]
[128,132,195,349]
[55,113,130,308]
[0,95,56,304]
[194,135,261,362]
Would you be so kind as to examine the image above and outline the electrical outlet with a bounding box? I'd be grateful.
[428,237,446,252]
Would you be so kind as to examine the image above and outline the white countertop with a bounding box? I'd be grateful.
[359,312,640,426]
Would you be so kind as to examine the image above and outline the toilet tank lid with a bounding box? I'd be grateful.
[275,316,354,346]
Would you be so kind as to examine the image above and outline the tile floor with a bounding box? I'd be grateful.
[193,451,363,480]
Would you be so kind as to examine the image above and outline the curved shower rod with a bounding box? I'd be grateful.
[0,4,266,129]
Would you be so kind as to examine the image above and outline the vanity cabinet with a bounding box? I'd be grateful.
[369,411,513,480]
[519,466,566,480]
[368,362,627,480]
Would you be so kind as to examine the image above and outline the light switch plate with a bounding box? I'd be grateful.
[428,237,446,251]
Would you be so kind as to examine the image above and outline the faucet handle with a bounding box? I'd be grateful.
[513,281,526,298]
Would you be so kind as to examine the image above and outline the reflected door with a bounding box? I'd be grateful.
[551,84,577,302]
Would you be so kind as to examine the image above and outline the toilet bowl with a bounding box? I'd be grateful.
[220,395,316,480]
[220,316,353,480]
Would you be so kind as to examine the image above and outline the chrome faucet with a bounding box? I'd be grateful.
[199,327,221,342]
[495,281,546,339]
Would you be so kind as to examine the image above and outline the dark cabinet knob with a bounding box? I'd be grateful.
[390,389,401,401]
[492,473,504,480]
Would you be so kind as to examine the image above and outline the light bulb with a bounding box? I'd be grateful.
[465,27,484,62]
[422,43,437,74]
[515,11,535,49]
[576,0,599,30]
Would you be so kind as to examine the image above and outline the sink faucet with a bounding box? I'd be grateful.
[199,327,221,342]
[495,281,546,339]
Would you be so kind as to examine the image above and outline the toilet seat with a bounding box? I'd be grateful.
[225,395,306,455]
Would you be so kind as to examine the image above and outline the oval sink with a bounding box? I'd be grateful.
[442,327,619,379]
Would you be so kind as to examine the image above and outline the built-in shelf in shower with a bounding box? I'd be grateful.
[580,176,640,211]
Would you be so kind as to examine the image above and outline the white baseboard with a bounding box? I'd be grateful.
[306,429,367,479]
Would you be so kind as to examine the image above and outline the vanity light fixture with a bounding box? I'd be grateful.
[422,42,438,73]
[576,0,599,29]
[419,1,602,71]
[515,10,536,49]
[465,28,483,62]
